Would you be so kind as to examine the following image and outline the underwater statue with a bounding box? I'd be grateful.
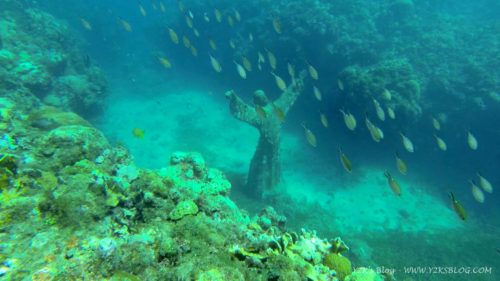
[225,73,305,198]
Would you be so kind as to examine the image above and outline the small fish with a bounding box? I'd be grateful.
[313,86,322,101]
[470,180,485,203]
[158,56,172,69]
[337,79,344,91]
[79,18,92,30]
[271,72,287,91]
[395,152,408,175]
[185,15,193,28]
[178,1,185,12]
[287,62,295,78]
[190,46,198,57]
[234,10,241,21]
[209,39,217,51]
[227,15,234,27]
[258,52,266,64]
[272,17,282,34]
[249,33,254,41]
[188,10,194,19]
[400,133,414,153]
[308,63,319,80]
[467,130,478,150]
[234,61,247,79]
[160,2,166,12]
[193,28,200,37]
[182,35,191,48]
[301,123,317,148]
[340,109,357,131]
[132,128,145,139]
[449,192,467,221]
[387,106,396,120]
[168,28,179,44]
[266,49,277,69]
[381,89,392,101]
[477,173,493,193]
[366,117,383,142]
[120,19,133,32]
[209,54,222,73]
[139,4,147,16]
[203,12,210,22]
[433,134,447,151]
[273,104,285,122]
[214,8,222,22]
[384,171,401,196]
[373,99,385,121]
[431,116,441,130]
[320,113,328,128]
[242,57,252,71]
[255,105,267,119]
[339,147,352,173]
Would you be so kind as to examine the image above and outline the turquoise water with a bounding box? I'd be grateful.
[2,0,500,280]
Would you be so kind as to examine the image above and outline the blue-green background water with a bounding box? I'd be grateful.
[24,0,500,277]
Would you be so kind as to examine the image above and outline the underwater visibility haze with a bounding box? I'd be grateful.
[0,0,499,280]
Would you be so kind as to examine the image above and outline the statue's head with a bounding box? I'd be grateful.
[253,90,269,106]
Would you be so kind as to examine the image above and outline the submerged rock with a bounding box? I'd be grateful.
[169,200,199,221]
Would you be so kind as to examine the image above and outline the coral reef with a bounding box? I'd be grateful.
[0,5,107,116]
[225,74,305,198]
[0,85,384,280]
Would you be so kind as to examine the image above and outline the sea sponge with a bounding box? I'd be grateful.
[324,253,352,280]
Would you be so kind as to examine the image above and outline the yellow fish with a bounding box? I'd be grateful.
[182,36,191,48]
[139,4,147,16]
[120,19,132,32]
[449,192,467,221]
[339,147,352,173]
[266,49,277,69]
[79,18,92,30]
[168,28,179,44]
[214,8,222,22]
[384,171,401,196]
[337,79,344,91]
[209,39,217,50]
[477,173,493,193]
[160,2,166,13]
[185,15,193,29]
[431,115,441,130]
[132,128,145,139]
[434,134,447,151]
[340,109,356,131]
[301,123,317,148]
[313,86,322,101]
[234,10,241,21]
[271,72,287,91]
[158,56,172,69]
[320,113,328,128]
[227,15,234,27]
[272,17,282,34]
[467,130,478,150]
[287,62,295,78]
[209,55,222,73]
[234,61,247,79]
[190,46,198,57]
[242,57,252,71]
[308,63,319,80]
[395,152,407,175]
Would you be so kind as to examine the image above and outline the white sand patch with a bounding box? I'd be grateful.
[98,90,258,172]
